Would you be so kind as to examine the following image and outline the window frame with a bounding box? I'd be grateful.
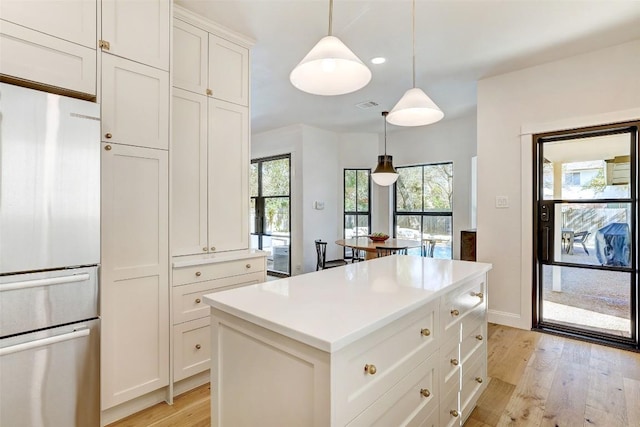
[343,168,372,259]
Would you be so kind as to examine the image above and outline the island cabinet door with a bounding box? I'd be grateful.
[333,299,439,425]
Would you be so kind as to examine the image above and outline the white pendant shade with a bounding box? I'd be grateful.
[371,172,399,186]
[289,35,372,96]
[387,87,444,126]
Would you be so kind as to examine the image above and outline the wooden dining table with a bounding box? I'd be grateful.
[335,237,423,260]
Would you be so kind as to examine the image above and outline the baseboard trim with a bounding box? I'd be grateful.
[488,309,530,330]
[101,387,169,426]
[173,370,210,397]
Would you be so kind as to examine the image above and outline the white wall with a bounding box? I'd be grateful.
[477,39,640,329]
[388,113,478,259]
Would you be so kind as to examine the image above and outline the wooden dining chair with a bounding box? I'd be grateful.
[376,246,408,257]
[315,240,348,271]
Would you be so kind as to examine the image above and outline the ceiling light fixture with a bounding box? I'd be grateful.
[371,111,399,186]
[289,0,372,96]
[387,0,444,126]
[371,57,386,65]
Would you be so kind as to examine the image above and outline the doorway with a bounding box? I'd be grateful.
[250,155,291,277]
[533,121,638,349]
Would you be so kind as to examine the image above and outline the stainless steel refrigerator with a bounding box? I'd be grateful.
[0,82,101,427]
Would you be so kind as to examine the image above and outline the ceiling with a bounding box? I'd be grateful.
[176,0,640,135]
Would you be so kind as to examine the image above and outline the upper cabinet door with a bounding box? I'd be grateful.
[101,54,169,150]
[173,20,208,95]
[208,34,249,106]
[101,0,170,70]
[0,0,96,48]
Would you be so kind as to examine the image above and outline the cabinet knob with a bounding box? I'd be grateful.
[476,334,484,341]
[195,271,202,277]
[206,88,213,96]
[195,298,201,304]
[195,344,201,350]
[450,410,459,418]
[450,358,459,366]
[99,39,111,50]
[420,328,431,337]
[245,264,251,269]
[475,377,483,384]
[451,309,460,317]
[104,145,112,151]
[364,364,377,375]
[419,388,431,398]
[471,291,484,299]
[210,246,216,251]
[203,247,208,252]
[105,133,112,139]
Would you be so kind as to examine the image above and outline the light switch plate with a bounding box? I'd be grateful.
[495,196,509,208]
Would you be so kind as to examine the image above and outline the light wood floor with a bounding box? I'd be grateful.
[108,324,640,427]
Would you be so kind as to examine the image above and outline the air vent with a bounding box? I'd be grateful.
[355,101,379,109]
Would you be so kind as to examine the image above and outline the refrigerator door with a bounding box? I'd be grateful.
[0,83,100,274]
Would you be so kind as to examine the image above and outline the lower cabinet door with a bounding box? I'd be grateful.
[440,388,461,427]
[173,317,211,382]
[347,353,438,427]
[460,349,487,421]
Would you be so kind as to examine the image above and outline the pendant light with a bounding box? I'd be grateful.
[372,111,399,186]
[289,0,372,96]
[387,0,444,126]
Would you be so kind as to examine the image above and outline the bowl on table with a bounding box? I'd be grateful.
[368,234,389,242]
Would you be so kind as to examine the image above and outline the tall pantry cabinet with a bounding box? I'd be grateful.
[99,0,171,418]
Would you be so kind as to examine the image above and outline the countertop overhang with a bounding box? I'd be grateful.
[204,256,492,353]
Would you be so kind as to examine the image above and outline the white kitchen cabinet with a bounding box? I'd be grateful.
[0,20,96,96]
[100,143,169,410]
[172,253,266,385]
[101,0,170,71]
[171,11,252,258]
[207,99,249,253]
[205,257,492,426]
[101,54,169,150]
[1,0,96,48]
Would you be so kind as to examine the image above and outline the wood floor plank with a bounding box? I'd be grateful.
[623,377,640,426]
[488,327,540,386]
[467,377,515,426]
[540,359,589,427]
[584,364,628,426]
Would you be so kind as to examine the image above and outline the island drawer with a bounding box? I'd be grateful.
[440,334,462,398]
[346,352,438,427]
[441,274,486,335]
[461,320,485,365]
[440,387,461,427]
[173,317,211,382]
[335,299,439,425]
[460,348,486,419]
[173,257,265,286]
[173,272,264,324]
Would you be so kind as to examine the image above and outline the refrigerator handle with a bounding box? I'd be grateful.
[0,273,90,292]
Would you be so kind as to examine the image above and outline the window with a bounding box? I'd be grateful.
[564,171,581,186]
[394,163,453,258]
[344,169,371,259]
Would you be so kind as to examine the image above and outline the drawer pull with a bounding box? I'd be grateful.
[195,271,202,277]
[195,298,201,304]
[475,377,483,384]
[471,291,484,299]
[451,309,460,317]
[476,334,484,341]
[364,364,377,375]
[105,132,112,139]
[420,328,431,337]
[450,410,459,418]
[450,358,459,366]
[419,388,431,398]
[210,246,216,251]
[246,264,251,269]
[203,247,208,252]
[195,344,201,350]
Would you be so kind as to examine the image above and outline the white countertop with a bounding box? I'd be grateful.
[203,256,492,352]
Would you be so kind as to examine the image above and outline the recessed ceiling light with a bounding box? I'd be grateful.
[371,57,386,65]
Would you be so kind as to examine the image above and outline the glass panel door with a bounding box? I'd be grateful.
[251,155,291,276]
[534,123,638,347]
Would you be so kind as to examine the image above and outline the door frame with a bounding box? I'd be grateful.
[531,120,639,349]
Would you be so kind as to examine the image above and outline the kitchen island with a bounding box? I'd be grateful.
[203,255,492,426]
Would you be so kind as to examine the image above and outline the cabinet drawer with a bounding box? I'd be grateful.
[441,274,486,335]
[440,334,461,398]
[461,320,485,365]
[335,299,439,425]
[440,388,461,427]
[347,352,438,427]
[173,257,265,286]
[460,349,486,421]
[173,317,211,382]
[0,20,96,96]
[173,272,264,324]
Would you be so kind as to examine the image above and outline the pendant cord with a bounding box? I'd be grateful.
[412,0,416,88]
[328,0,333,35]
[383,111,388,155]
